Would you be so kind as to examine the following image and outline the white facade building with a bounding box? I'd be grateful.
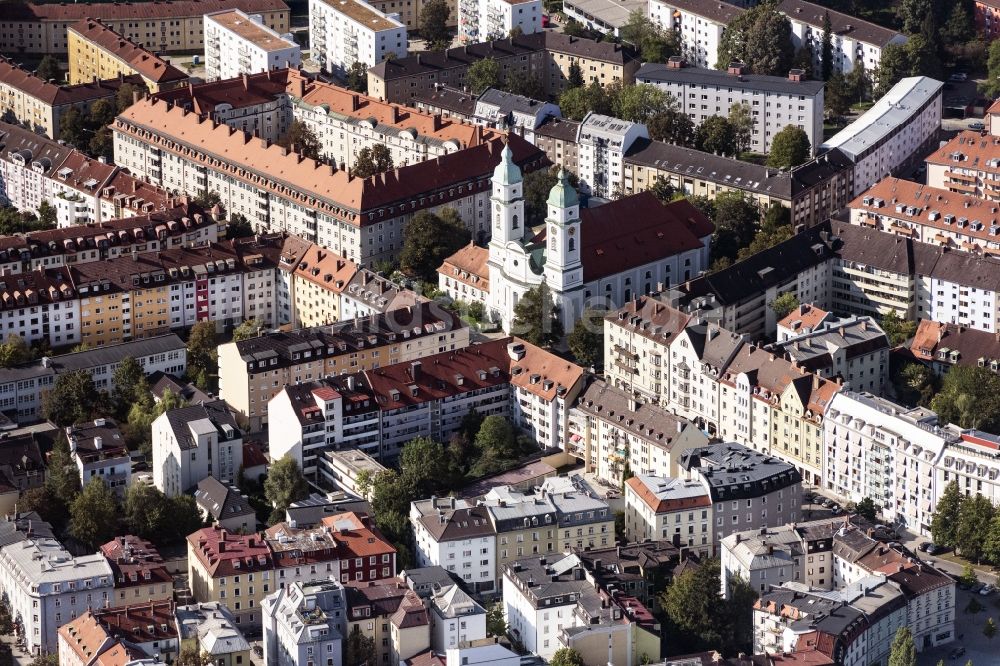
[204,10,301,81]
[151,400,243,497]
[647,0,740,68]
[575,112,648,199]
[459,0,542,43]
[636,60,824,157]
[66,418,131,497]
[429,585,487,652]
[0,537,114,654]
[821,76,943,196]
[308,0,407,76]
[410,497,497,594]
[261,579,346,666]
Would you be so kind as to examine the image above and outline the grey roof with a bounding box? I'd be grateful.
[680,442,801,500]
[148,372,212,404]
[563,0,646,29]
[778,0,905,47]
[0,512,54,548]
[412,497,495,541]
[503,553,592,604]
[430,584,485,618]
[769,316,889,368]
[658,0,746,24]
[477,87,551,116]
[575,378,701,448]
[399,566,459,598]
[637,63,824,96]
[535,116,581,142]
[285,492,372,527]
[195,476,256,522]
[411,86,478,116]
[163,400,238,451]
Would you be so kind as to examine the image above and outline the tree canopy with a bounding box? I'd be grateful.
[233,318,266,342]
[524,166,580,227]
[264,454,310,525]
[399,208,471,281]
[549,649,585,666]
[466,58,502,94]
[346,61,368,93]
[511,283,564,346]
[769,292,800,320]
[42,370,106,427]
[716,3,794,75]
[278,121,322,161]
[888,627,916,666]
[70,477,119,550]
[568,309,605,369]
[186,321,218,390]
[767,125,811,169]
[930,365,1000,432]
[419,0,452,48]
[661,559,757,654]
[352,144,394,179]
[647,109,696,147]
[610,83,673,123]
[695,115,737,157]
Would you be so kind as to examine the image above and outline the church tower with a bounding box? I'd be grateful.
[489,143,524,246]
[544,168,582,293]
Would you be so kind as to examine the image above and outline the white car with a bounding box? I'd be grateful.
[950,73,969,82]
[980,584,995,596]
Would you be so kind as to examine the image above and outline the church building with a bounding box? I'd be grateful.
[441,144,715,332]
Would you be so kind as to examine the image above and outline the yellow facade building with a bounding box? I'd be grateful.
[68,19,189,93]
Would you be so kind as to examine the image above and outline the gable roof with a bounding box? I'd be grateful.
[195,476,256,522]
[68,19,188,84]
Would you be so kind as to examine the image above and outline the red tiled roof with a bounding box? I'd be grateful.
[100,535,173,590]
[321,512,396,559]
[188,526,273,578]
[68,19,188,84]
[0,57,143,105]
[625,476,711,513]
[94,600,177,642]
[437,242,489,291]
[242,441,269,468]
[58,612,114,665]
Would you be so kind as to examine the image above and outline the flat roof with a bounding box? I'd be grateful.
[637,62,824,96]
[206,9,297,51]
[821,76,943,160]
[315,0,403,32]
[563,0,646,28]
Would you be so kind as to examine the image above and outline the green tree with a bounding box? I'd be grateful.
[29,654,58,666]
[984,40,1000,99]
[931,366,1000,432]
[352,144,394,179]
[175,644,211,666]
[472,415,519,477]
[226,213,254,239]
[558,81,611,121]
[931,480,965,548]
[820,11,834,81]
[264,454,309,524]
[346,61,369,93]
[647,109,696,147]
[70,477,119,550]
[511,283,563,347]
[419,0,452,48]
[986,617,998,642]
[892,361,935,407]
[710,190,760,263]
[116,83,144,113]
[124,483,171,541]
[399,208,471,281]
[716,3,794,75]
[279,120,322,161]
[610,83,672,123]
[855,497,879,521]
[768,125,811,169]
[696,115,737,156]
[36,55,62,82]
[169,494,206,541]
[984,512,1000,564]
[523,166,579,226]
[620,10,679,63]
[728,102,754,154]
[486,603,507,637]
[888,626,916,666]
[42,369,105,427]
[649,178,678,204]
[400,437,456,497]
[59,107,86,148]
[505,71,544,99]
[233,318,265,342]
[880,311,916,347]
[88,99,117,129]
[567,309,605,368]
[942,4,976,44]
[957,494,995,562]
[193,190,222,209]
[769,292,800,320]
[111,356,148,419]
[567,61,584,88]
[736,204,792,261]
[345,625,376,666]
[845,62,871,104]
[0,334,32,368]
[186,321,218,390]
[959,563,980,588]
[36,200,57,228]
[898,0,934,34]
[549,649,585,666]
[662,559,750,651]
[825,72,853,118]
[466,57,502,94]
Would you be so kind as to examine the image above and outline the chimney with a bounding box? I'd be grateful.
[788,69,804,82]
[410,360,422,380]
[727,62,745,76]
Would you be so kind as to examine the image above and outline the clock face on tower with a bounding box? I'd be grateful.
[568,227,576,236]
[550,226,557,236]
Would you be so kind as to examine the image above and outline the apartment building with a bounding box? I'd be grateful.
[100,536,175,609]
[321,448,387,497]
[568,378,710,485]
[66,418,131,497]
[824,391,958,536]
[0,434,45,515]
[637,60,824,156]
[481,476,614,581]
[909,319,1000,375]
[777,303,835,340]
[410,497,496,593]
[112,98,547,266]
[648,0,742,68]
[0,534,114,653]
[194,476,258,533]
[344,581,429,666]
[976,0,1000,38]
[460,0,542,42]
[267,337,582,465]
[0,57,144,140]
[261,580,346,666]
[319,512,397,583]
[926,130,1000,201]
[437,242,490,306]
[204,10,300,81]
[367,32,640,104]
[624,475,712,555]
[414,85,560,142]
[67,19,188,93]
[187,526,275,628]
[0,0,290,56]
[502,552,659,663]
[263,522,343,590]
[575,112,647,198]
[766,315,889,393]
[823,76,943,196]
[309,0,407,76]
[778,0,907,75]
[175,602,252,666]
[0,334,186,422]
[428,585,487,653]
[218,302,468,430]
[622,139,853,230]
[58,612,128,666]
[151,401,243,497]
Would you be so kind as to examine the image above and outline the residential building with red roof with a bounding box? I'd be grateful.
[321,512,397,583]
[481,148,713,334]
[187,526,275,628]
[0,0,289,57]
[263,522,342,588]
[113,96,547,266]
[100,536,174,608]
[436,242,490,308]
[92,601,179,663]
[345,580,428,666]
[67,19,188,93]
[0,58,144,140]
[624,475,711,554]
[777,304,833,341]
[204,10,300,83]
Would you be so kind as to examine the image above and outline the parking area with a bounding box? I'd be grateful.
[919,588,1000,665]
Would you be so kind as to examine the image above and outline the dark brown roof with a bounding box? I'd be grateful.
[655,0,745,23]
[69,19,188,84]
[13,0,288,22]
[0,57,144,105]
[909,320,1000,366]
[417,501,495,541]
[777,0,904,47]
[99,536,173,589]
[535,116,580,142]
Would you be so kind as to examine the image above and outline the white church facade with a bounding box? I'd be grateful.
[456,144,715,332]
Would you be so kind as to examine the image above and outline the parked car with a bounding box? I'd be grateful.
[950,646,966,659]
[918,542,932,552]
[831,505,843,515]
[970,121,986,130]
[926,543,941,555]
[981,584,996,596]
[950,72,969,81]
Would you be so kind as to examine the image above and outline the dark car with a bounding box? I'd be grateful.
[918,542,931,552]
[950,646,966,659]
[926,543,941,555]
